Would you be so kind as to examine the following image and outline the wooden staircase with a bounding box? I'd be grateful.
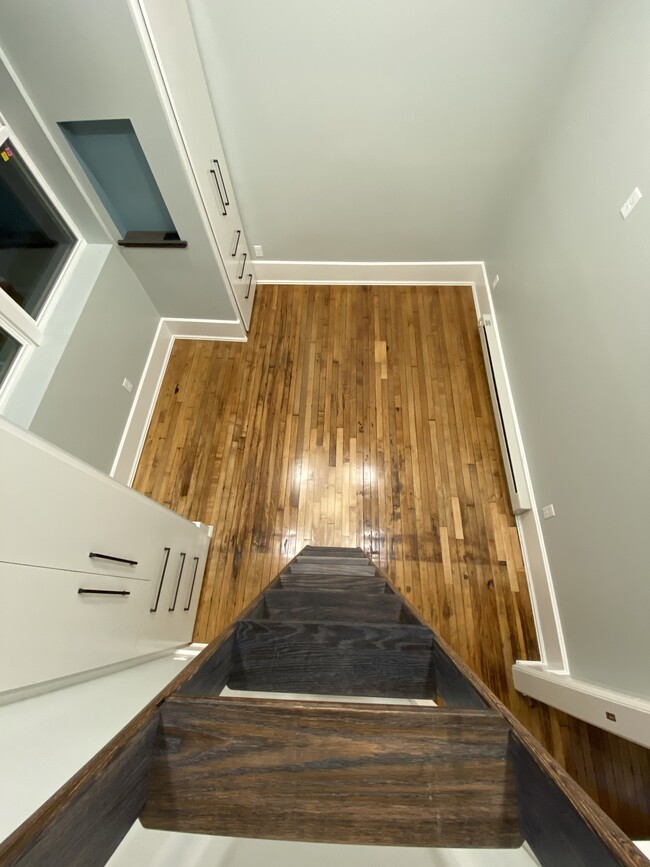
[140,545,520,847]
[1,547,648,866]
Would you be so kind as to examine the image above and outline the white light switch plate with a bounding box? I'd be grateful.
[620,187,642,220]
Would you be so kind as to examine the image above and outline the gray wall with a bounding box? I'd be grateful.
[488,0,650,698]
[30,249,160,474]
[188,0,593,262]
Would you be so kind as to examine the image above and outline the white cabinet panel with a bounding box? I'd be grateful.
[0,563,148,693]
[136,528,209,655]
[137,0,257,329]
[0,423,201,583]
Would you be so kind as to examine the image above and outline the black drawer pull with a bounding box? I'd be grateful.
[151,546,171,613]
[210,169,227,216]
[238,251,247,280]
[230,229,241,257]
[89,552,138,566]
[78,588,130,596]
[184,556,200,611]
[169,552,186,612]
[245,273,253,300]
[213,159,229,205]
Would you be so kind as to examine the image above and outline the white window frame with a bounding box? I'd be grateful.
[0,118,85,383]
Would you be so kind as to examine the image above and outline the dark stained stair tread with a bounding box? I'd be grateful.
[284,562,378,576]
[140,696,523,848]
[228,620,435,698]
[276,574,392,593]
[300,546,365,556]
[249,589,418,624]
[294,555,377,566]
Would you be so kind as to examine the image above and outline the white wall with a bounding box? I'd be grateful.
[487,0,650,698]
[188,0,593,262]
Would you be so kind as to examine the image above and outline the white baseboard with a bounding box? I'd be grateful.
[111,317,247,486]
[513,662,650,749]
[164,317,246,341]
[111,319,173,486]
[479,265,568,673]
[258,258,486,293]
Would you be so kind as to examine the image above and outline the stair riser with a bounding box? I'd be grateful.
[228,621,436,698]
[277,576,391,593]
[250,593,417,625]
[141,697,522,848]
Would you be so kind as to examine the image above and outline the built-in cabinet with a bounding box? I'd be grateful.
[0,418,210,698]
[132,0,257,329]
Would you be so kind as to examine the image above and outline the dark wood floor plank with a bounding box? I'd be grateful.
[140,696,522,848]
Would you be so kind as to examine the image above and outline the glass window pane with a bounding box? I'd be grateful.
[0,324,22,385]
[0,138,76,320]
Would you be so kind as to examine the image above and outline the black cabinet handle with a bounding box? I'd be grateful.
[245,273,253,300]
[230,229,241,257]
[184,556,200,611]
[169,552,186,612]
[151,546,171,613]
[210,169,227,216]
[78,588,130,596]
[238,251,247,280]
[89,552,138,566]
[212,159,229,205]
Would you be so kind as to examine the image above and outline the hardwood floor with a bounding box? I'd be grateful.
[134,284,650,838]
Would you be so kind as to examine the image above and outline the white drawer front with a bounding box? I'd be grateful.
[0,424,204,581]
[136,532,209,655]
[0,563,149,693]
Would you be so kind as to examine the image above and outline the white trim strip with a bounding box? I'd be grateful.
[254,259,487,289]
[478,267,568,672]
[110,320,173,486]
[164,317,246,341]
[513,662,650,750]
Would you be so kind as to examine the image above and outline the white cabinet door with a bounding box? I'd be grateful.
[0,422,203,583]
[136,527,210,655]
[0,563,149,694]
[136,0,257,329]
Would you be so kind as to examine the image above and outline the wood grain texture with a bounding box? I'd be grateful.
[229,620,436,698]
[0,711,158,867]
[252,588,416,624]
[140,696,522,848]
[277,573,391,593]
[510,734,629,867]
[134,284,650,838]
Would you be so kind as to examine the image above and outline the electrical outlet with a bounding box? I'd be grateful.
[491,273,500,291]
[542,504,555,519]
[122,378,133,393]
[620,187,642,220]
[253,245,264,257]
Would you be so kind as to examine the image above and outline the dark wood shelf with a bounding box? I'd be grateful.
[118,231,187,249]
